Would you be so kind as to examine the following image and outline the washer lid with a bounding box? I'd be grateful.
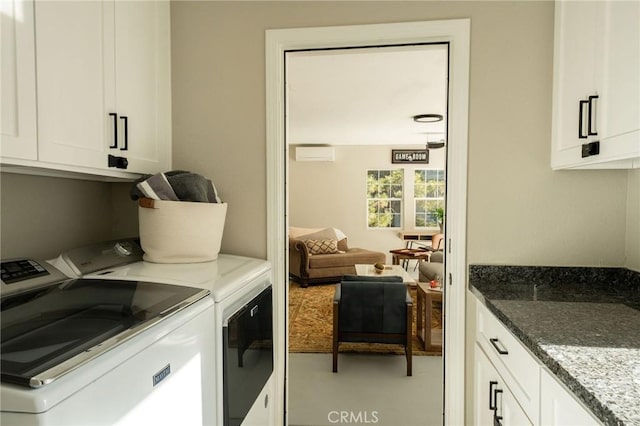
[0,279,209,388]
[86,254,271,303]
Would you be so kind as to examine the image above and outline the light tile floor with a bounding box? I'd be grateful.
[288,352,444,426]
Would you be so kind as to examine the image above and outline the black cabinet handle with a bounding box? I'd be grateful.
[588,95,598,136]
[489,338,509,355]
[581,141,600,158]
[489,381,498,410]
[108,154,128,169]
[493,388,503,426]
[120,116,128,151]
[109,113,118,148]
[578,100,588,139]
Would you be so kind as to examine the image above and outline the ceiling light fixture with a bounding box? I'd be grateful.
[413,113,444,123]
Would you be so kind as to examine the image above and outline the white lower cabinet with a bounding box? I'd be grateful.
[472,295,602,426]
[475,299,540,424]
[540,368,600,426]
[475,343,532,426]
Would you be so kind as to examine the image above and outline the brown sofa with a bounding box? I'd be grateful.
[289,227,386,287]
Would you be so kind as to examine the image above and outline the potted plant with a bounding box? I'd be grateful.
[434,207,444,232]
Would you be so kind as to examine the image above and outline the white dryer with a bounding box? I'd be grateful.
[74,245,275,426]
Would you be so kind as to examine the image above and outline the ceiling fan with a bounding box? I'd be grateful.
[413,114,446,149]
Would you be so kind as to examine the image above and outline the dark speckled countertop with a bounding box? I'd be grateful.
[469,265,640,426]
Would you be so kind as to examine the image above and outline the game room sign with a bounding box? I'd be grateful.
[391,149,429,164]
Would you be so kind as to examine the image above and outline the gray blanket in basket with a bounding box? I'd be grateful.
[131,170,222,203]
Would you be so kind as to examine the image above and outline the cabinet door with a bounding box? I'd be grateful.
[552,0,640,169]
[474,344,532,426]
[475,344,498,426]
[1,0,37,160]
[114,0,171,175]
[35,0,116,170]
[540,368,601,425]
[598,0,640,146]
[551,1,599,157]
[475,299,540,423]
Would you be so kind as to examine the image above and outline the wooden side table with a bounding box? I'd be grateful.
[389,248,432,270]
[416,282,443,352]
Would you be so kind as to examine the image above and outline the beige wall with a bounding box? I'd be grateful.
[171,0,632,267]
[0,173,134,259]
[627,170,640,271]
[1,1,636,268]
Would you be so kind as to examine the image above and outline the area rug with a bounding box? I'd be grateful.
[289,281,442,356]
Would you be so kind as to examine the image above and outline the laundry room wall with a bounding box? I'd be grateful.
[2,1,636,268]
[0,173,137,260]
[170,0,630,267]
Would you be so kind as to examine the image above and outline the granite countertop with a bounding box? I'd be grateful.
[469,266,640,426]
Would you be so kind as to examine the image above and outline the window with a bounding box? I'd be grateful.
[414,169,445,228]
[367,169,403,228]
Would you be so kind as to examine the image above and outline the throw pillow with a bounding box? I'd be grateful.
[297,227,349,251]
[304,239,339,255]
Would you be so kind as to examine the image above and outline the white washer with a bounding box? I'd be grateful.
[82,254,274,426]
[1,259,216,426]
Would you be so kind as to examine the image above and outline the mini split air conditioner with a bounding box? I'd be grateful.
[295,146,335,162]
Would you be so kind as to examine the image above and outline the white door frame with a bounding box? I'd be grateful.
[266,19,470,425]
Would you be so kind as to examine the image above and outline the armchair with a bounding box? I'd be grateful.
[418,251,443,283]
[332,275,413,376]
[418,233,444,283]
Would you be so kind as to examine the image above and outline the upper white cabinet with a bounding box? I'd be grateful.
[35,0,171,176]
[1,0,170,179]
[551,0,640,169]
[1,0,38,160]
[34,1,114,171]
[112,1,171,175]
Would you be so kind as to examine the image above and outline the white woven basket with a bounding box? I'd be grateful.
[138,198,227,263]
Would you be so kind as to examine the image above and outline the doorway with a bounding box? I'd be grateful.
[286,44,447,425]
[265,20,470,425]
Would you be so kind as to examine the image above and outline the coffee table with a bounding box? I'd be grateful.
[354,264,417,286]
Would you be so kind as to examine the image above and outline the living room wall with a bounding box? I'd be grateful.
[289,145,446,263]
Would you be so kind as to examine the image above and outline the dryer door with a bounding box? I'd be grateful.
[223,285,273,426]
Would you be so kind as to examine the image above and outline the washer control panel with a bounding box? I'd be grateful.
[60,238,143,276]
[1,258,68,297]
[1,259,49,284]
